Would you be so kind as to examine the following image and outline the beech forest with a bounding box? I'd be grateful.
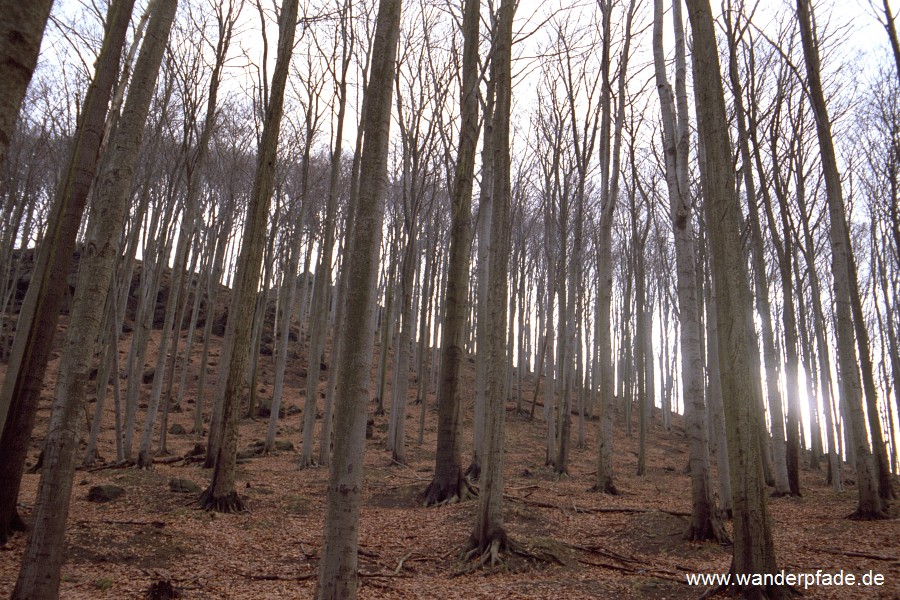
[0,0,899,598]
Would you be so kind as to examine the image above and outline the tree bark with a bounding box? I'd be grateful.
[796,0,887,516]
[653,0,726,542]
[0,0,53,170]
[200,0,298,512]
[684,0,786,593]
[423,0,479,505]
[468,0,514,560]
[315,0,401,595]
[0,0,136,546]
[10,0,177,595]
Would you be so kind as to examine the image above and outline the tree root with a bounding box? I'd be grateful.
[455,534,510,575]
[453,532,566,576]
[297,457,318,470]
[198,489,248,513]
[422,475,476,507]
[847,508,889,521]
[137,450,155,470]
[589,481,619,495]
[684,513,730,545]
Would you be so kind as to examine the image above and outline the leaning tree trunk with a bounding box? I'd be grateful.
[10,2,177,595]
[0,0,136,547]
[200,0,298,513]
[0,0,53,170]
[315,0,401,595]
[685,0,786,594]
[796,0,886,517]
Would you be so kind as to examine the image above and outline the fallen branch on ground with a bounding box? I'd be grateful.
[503,493,690,517]
[814,547,898,562]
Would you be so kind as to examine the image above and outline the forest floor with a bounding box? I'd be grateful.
[1,310,899,599]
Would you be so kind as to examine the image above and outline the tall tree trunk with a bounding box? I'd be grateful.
[706,267,732,517]
[423,0,479,505]
[266,215,301,452]
[724,5,792,495]
[653,0,725,542]
[200,0,298,512]
[684,0,785,593]
[592,0,616,495]
[468,0,514,562]
[10,0,177,595]
[470,83,494,478]
[0,0,137,546]
[195,194,235,435]
[796,0,888,516]
[315,0,401,595]
[317,9,354,466]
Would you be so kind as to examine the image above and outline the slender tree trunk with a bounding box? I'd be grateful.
[315,0,401,594]
[195,194,235,435]
[200,0,298,512]
[653,0,725,542]
[706,268,732,517]
[470,84,494,478]
[724,8,792,495]
[685,0,786,593]
[796,0,887,516]
[10,0,177,595]
[0,0,137,546]
[266,217,301,452]
[468,0,514,562]
[423,0,478,497]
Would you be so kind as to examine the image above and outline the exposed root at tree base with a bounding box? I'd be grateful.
[847,508,889,521]
[589,482,618,495]
[198,489,248,513]
[421,476,476,507]
[137,451,155,470]
[684,516,731,544]
[297,458,318,470]
[453,532,566,576]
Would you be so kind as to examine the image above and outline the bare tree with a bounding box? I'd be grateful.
[0,0,137,546]
[200,0,298,513]
[465,0,514,566]
[10,0,178,595]
[684,0,786,594]
[316,0,402,595]
[423,0,479,506]
[652,0,726,542]
[796,0,889,515]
